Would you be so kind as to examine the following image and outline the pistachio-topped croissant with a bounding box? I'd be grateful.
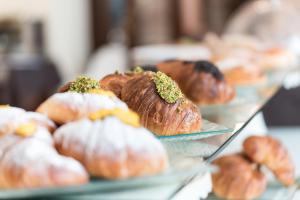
[100,70,202,136]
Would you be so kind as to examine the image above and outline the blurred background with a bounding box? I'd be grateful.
[0,0,300,126]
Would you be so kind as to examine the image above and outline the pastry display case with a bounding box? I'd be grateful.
[0,43,297,199]
[0,1,300,199]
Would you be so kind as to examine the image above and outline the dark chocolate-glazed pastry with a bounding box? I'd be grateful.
[156,60,235,105]
[100,71,201,136]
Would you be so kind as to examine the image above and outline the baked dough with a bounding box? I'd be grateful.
[54,117,168,179]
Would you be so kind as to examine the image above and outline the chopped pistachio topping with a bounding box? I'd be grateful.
[153,71,183,104]
[126,66,144,74]
[89,108,140,127]
[69,76,100,93]
[132,66,144,73]
[15,122,37,137]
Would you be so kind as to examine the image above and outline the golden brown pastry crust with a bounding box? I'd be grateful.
[101,72,202,136]
[223,66,266,86]
[100,73,135,98]
[56,144,167,179]
[157,60,235,105]
[212,154,267,200]
[54,118,168,179]
[36,90,128,125]
[37,99,79,124]
[243,136,295,186]
[0,136,88,188]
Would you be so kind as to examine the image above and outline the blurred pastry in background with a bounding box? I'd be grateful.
[214,57,266,86]
[212,135,295,199]
[156,60,235,105]
[257,46,297,70]
[54,108,168,179]
[243,135,295,186]
[101,70,201,136]
[204,33,297,72]
[37,76,128,124]
[212,154,267,200]
[0,136,88,188]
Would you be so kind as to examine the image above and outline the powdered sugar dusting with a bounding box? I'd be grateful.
[0,107,26,135]
[49,92,128,118]
[1,138,87,175]
[0,107,56,135]
[54,117,167,163]
[25,112,56,130]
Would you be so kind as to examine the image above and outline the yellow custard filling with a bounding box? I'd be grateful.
[88,89,116,97]
[0,105,10,109]
[15,122,37,137]
[89,108,140,127]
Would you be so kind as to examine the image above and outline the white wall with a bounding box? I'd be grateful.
[0,0,92,81]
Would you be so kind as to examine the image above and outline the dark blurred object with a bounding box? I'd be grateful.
[203,0,250,34]
[0,19,21,53]
[0,21,60,111]
[263,87,300,126]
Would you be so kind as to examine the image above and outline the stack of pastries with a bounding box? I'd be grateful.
[0,75,170,189]
[0,32,295,191]
[212,135,295,200]
[0,105,88,188]
[202,33,296,86]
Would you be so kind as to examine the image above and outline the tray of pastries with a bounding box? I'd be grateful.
[0,71,229,198]
[0,32,297,198]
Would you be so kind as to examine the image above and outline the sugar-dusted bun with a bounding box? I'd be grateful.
[0,137,88,188]
[0,106,26,136]
[157,60,235,105]
[0,106,56,138]
[54,117,168,179]
[25,112,57,133]
[37,92,128,124]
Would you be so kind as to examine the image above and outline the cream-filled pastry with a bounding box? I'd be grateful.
[0,106,56,137]
[0,136,88,188]
[54,108,168,179]
[37,76,128,124]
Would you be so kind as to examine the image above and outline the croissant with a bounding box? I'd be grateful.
[243,136,295,186]
[37,76,128,125]
[156,60,235,105]
[0,106,56,137]
[0,136,88,188]
[212,154,267,200]
[54,109,168,179]
[100,71,201,136]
